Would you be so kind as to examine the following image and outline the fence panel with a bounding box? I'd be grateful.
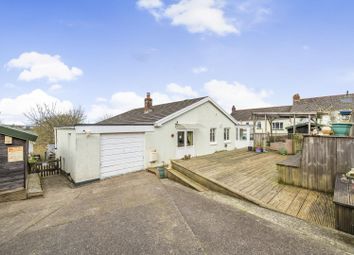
[29,157,62,177]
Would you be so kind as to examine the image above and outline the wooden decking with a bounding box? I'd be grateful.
[173,149,335,229]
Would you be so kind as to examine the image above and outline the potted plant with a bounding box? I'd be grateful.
[332,110,353,136]
[255,143,262,153]
[157,162,168,179]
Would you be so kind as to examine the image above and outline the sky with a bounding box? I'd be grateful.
[1,0,354,124]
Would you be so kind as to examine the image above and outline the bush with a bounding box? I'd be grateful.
[279,147,288,155]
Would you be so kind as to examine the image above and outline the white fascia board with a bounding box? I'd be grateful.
[54,126,75,131]
[75,125,155,134]
[154,97,240,127]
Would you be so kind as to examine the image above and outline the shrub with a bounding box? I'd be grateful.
[279,147,288,155]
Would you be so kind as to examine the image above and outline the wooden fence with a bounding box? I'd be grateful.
[300,136,354,192]
[253,133,303,154]
[29,157,62,177]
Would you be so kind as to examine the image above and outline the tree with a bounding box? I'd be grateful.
[25,103,86,156]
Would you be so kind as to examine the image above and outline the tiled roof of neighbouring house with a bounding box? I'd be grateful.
[291,93,354,112]
[232,93,354,121]
[97,97,207,125]
[231,105,292,121]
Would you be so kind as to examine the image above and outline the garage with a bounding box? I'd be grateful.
[100,133,145,179]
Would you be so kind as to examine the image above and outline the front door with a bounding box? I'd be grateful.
[176,130,195,159]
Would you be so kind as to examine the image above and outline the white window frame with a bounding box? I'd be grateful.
[177,130,194,148]
[272,122,284,130]
[224,128,231,143]
[210,128,217,144]
[257,122,262,129]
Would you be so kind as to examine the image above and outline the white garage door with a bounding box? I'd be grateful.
[100,133,145,179]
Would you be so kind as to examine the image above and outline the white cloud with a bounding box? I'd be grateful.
[164,0,238,36]
[87,80,273,122]
[6,52,83,82]
[137,0,163,9]
[88,83,200,122]
[204,79,272,111]
[137,0,164,19]
[88,91,176,122]
[166,83,199,97]
[49,84,62,91]
[0,89,73,124]
[137,0,238,35]
[192,66,208,74]
[237,0,272,27]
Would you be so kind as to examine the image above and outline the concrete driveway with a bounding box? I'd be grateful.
[0,172,353,255]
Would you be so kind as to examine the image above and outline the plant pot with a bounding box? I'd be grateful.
[248,146,253,151]
[321,126,332,136]
[157,167,166,178]
[332,123,353,136]
[255,147,262,153]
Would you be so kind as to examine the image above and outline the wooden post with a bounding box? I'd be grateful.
[252,114,256,148]
[264,114,267,147]
[308,114,311,135]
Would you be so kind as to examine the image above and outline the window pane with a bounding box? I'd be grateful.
[224,128,230,141]
[210,128,215,142]
[187,131,193,146]
[177,131,185,147]
[240,128,247,140]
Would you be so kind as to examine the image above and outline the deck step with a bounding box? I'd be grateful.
[167,168,208,192]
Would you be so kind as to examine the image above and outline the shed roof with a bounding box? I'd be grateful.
[0,125,38,142]
[97,97,208,125]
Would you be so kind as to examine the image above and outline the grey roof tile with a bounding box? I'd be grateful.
[231,93,354,121]
[231,105,292,121]
[97,97,207,125]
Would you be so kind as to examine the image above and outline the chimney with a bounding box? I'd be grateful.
[144,92,153,113]
[293,93,300,105]
[232,105,236,114]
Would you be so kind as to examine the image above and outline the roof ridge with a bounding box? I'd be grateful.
[128,96,208,112]
[299,92,354,101]
[235,105,291,111]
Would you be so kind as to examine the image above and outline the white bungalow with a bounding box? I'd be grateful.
[55,93,239,184]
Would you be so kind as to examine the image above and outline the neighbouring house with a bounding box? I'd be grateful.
[55,94,238,184]
[232,105,292,134]
[231,92,354,136]
[0,125,38,200]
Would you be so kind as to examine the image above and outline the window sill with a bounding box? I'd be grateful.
[210,142,217,146]
[224,140,231,144]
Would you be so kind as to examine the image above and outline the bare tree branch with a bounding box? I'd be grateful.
[25,103,86,155]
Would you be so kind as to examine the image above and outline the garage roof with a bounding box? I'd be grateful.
[0,125,38,142]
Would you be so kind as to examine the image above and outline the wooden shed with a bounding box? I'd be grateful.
[0,125,37,200]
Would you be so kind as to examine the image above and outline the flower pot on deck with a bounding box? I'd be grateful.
[332,123,353,136]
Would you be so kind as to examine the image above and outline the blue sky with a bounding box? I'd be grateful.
[1,0,354,124]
